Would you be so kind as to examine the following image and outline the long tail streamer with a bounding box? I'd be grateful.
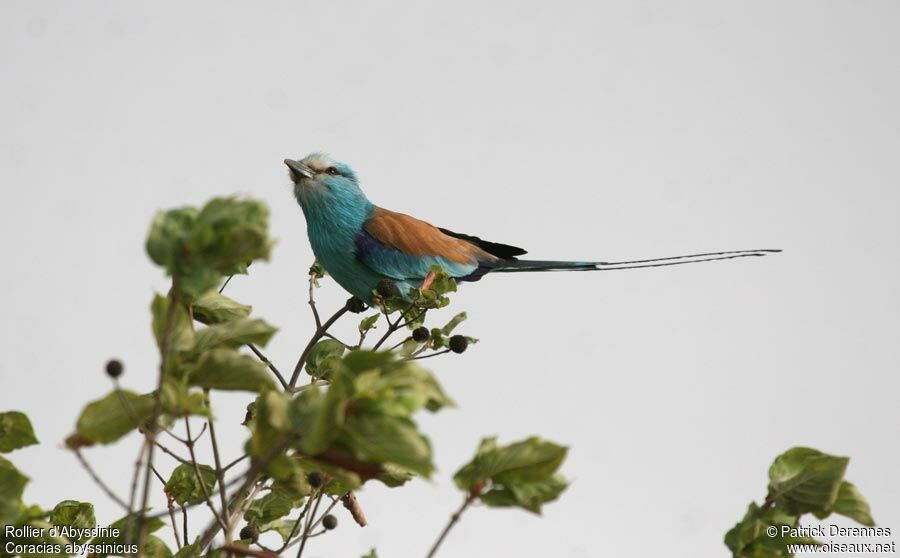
[493,249,781,273]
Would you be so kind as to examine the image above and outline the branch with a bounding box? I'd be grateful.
[426,493,477,558]
[308,269,323,329]
[184,418,229,532]
[197,437,294,551]
[248,343,288,390]
[203,395,232,535]
[289,305,349,388]
[73,448,129,511]
[410,349,451,361]
[296,489,325,557]
[137,288,179,550]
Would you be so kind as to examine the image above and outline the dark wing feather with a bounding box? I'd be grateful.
[437,228,527,259]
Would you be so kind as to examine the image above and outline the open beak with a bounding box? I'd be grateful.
[284,159,314,181]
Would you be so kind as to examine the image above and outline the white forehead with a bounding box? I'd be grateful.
[300,153,336,171]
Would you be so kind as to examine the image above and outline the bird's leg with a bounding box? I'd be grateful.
[421,271,436,291]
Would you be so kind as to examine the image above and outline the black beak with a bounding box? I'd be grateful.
[284,159,314,181]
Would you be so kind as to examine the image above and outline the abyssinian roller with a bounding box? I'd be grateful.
[285,153,778,304]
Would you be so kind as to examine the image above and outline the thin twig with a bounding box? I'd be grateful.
[426,493,477,558]
[410,349,451,361]
[223,454,249,473]
[125,438,149,549]
[308,272,322,329]
[184,418,229,532]
[154,439,191,465]
[296,490,325,557]
[322,332,351,347]
[372,303,421,350]
[248,343,289,390]
[165,422,207,446]
[73,448,129,510]
[304,496,341,534]
[289,305,349,388]
[371,312,399,350]
[166,496,182,550]
[203,394,232,539]
[218,275,234,294]
[197,437,294,550]
[388,336,413,351]
[181,504,188,548]
[278,490,316,553]
[137,288,180,551]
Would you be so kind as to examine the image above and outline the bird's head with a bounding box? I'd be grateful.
[284,153,367,211]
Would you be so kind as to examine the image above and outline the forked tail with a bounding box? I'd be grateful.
[492,249,781,273]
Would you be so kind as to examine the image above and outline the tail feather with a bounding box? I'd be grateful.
[490,249,781,273]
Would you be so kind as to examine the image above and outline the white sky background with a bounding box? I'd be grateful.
[2,1,899,557]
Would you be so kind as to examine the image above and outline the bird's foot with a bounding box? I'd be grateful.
[420,271,436,291]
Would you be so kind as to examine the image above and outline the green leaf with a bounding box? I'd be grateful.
[263,455,312,495]
[296,369,349,455]
[192,291,252,325]
[49,500,96,543]
[430,329,445,350]
[146,206,198,272]
[244,485,305,525]
[398,338,419,357]
[258,518,302,543]
[479,474,568,513]
[151,293,195,355]
[291,455,363,493]
[142,536,173,558]
[361,550,378,558]
[376,463,415,488]
[0,411,39,452]
[342,350,396,373]
[160,380,209,417]
[825,480,874,526]
[192,318,277,352]
[305,339,345,377]
[188,348,276,393]
[89,515,166,556]
[247,391,290,457]
[454,436,568,491]
[724,502,812,557]
[164,463,217,505]
[440,312,467,335]
[146,198,272,298]
[174,541,202,558]
[358,314,379,334]
[426,265,457,295]
[352,359,453,415]
[75,390,155,444]
[339,414,433,477]
[767,447,848,515]
[0,456,28,524]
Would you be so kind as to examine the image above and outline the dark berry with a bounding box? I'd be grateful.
[412,326,430,343]
[308,471,324,488]
[448,335,468,354]
[376,278,397,298]
[346,297,367,313]
[239,525,258,541]
[322,514,338,530]
[105,359,124,379]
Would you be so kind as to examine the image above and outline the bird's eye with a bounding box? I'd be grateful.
[325,167,340,176]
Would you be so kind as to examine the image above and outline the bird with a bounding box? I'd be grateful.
[284,153,779,304]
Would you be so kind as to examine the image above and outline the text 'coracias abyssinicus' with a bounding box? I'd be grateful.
[285,153,779,304]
